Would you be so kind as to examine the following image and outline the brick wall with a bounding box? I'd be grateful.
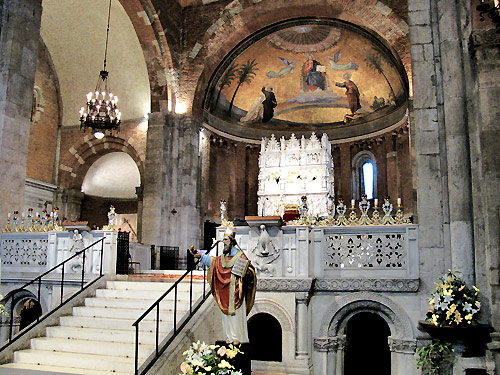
[26,39,61,184]
[204,125,413,222]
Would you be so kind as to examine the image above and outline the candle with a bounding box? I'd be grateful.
[397,197,402,206]
[351,199,355,208]
[7,212,10,219]
[22,212,25,218]
[374,199,378,207]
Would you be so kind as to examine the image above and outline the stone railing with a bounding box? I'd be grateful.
[213,223,418,292]
[0,230,118,277]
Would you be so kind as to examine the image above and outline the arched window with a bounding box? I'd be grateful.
[351,151,377,200]
[248,313,282,361]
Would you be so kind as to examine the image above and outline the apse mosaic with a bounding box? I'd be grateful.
[206,20,407,127]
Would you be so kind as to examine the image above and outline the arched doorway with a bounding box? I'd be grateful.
[80,151,141,239]
[248,312,282,362]
[343,312,390,375]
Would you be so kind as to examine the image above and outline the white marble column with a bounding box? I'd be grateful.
[295,292,310,359]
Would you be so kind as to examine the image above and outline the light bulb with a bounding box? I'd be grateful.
[94,131,105,139]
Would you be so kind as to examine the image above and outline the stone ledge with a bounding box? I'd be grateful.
[314,278,419,292]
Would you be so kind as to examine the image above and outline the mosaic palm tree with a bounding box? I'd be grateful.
[364,51,396,99]
[228,59,259,116]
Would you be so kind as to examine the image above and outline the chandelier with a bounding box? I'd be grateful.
[477,0,500,33]
[79,0,121,139]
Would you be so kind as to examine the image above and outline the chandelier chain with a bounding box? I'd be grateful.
[103,0,112,72]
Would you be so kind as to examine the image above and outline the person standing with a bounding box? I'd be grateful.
[335,72,361,115]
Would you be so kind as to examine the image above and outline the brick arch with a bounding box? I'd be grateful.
[118,0,173,112]
[59,136,144,191]
[189,1,411,117]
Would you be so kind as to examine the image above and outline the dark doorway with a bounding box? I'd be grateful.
[19,298,42,330]
[344,312,391,375]
[248,313,282,362]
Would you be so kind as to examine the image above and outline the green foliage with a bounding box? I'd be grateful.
[416,340,454,375]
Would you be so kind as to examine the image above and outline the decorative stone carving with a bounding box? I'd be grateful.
[388,337,417,354]
[324,232,406,269]
[315,278,419,292]
[257,278,313,291]
[313,336,345,352]
[258,133,334,217]
[249,225,280,277]
[1,237,48,266]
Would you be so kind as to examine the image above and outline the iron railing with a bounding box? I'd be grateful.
[132,250,215,375]
[0,237,105,351]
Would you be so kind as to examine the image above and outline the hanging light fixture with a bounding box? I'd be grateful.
[79,0,121,138]
[476,0,500,33]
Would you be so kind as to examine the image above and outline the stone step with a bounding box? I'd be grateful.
[95,288,203,301]
[106,280,205,292]
[84,296,193,311]
[13,349,134,373]
[30,337,154,360]
[72,305,185,321]
[46,326,158,345]
[0,362,131,375]
[59,315,174,333]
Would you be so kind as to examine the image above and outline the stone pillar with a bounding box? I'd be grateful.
[0,0,42,229]
[469,29,500,372]
[142,113,201,256]
[295,292,309,359]
[135,185,144,243]
[435,0,475,285]
[53,188,84,222]
[408,0,475,284]
[388,337,418,375]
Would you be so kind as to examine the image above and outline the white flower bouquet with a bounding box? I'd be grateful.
[426,270,481,327]
[179,341,243,375]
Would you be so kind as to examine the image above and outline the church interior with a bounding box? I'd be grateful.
[0,0,499,374]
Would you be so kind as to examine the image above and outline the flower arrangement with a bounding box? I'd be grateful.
[179,341,243,375]
[425,270,481,327]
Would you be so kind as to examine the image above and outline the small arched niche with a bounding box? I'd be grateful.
[343,312,391,375]
[248,312,282,362]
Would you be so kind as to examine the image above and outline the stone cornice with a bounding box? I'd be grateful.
[314,278,419,292]
[257,277,419,292]
[257,278,313,292]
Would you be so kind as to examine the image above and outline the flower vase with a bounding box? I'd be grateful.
[418,320,492,356]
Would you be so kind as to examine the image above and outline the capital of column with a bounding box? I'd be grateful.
[313,336,345,352]
[295,292,310,305]
[388,337,417,354]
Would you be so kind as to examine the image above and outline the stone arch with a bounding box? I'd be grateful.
[0,289,43,340]
[117,0,173,112]
[248,298,294,334]
[318,292,414,339]
[59,136,145,191]
[190,1,411,117]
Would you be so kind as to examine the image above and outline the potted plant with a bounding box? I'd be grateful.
[417,270,490,373]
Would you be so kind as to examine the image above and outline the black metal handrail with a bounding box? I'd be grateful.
[132,249,216,375]
[0,237,105,352]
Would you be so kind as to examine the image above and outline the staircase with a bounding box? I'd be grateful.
[0,278,206,375]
